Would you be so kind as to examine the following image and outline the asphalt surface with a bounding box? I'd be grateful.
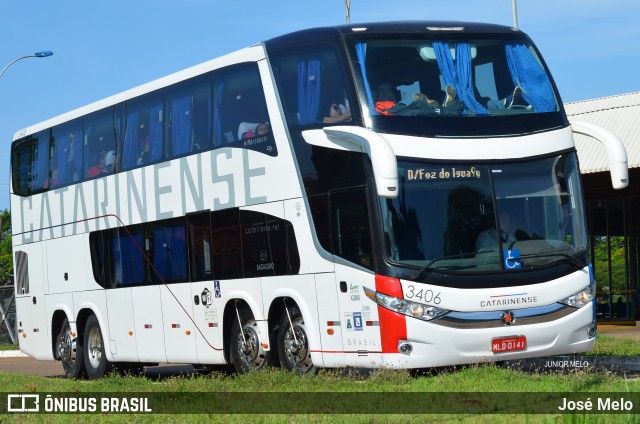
[0,354,207,378]
[0,326,638,378]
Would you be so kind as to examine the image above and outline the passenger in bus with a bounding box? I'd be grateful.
[87,151,107,177]
[440,85,464,114]
[504,85,529,109]
[412,91,439,109]
[241,122,270,139]
[322,102,351,124]
[137,137,151,165]
[105,150,116,172]
[43,166,59,189]
[373,83,398,115]
[256,122,270,136]
[476,211,516,251]
[87,150,115,177]
[387,90,439,116]
[67,133,79,182]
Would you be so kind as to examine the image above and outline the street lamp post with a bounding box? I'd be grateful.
[0,50,52,239]
[0,51,53,80]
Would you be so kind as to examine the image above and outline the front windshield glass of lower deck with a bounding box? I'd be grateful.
[348,35,564,136]
[382,153,587,278]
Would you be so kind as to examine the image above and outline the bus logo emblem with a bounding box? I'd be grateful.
[500,311,516,326]
[214,281,221,298]
[201,288,213,307]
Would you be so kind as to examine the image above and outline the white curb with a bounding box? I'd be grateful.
[0,350,29,358]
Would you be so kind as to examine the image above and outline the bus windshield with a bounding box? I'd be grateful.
[348,36,563,137]
[382,153,587,277]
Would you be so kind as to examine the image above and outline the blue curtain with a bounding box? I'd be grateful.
[214,82,225,146]
[356,42,376,115]
[152,224,187,282]
[34,136,49,191]
[83,125,93,178]
[123,110,140,169]
[54,132,72,186]
[297,58,321,124]
[505,43,556,112]
[171,96,192,156]
[49,134,67,187]
[149,103,163,161]
[70,129,82,181]
[433,42,488,114]
[113,230,144,286]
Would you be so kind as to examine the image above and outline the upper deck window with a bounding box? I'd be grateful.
[347,35,565,137]
[11,63,276,197]
[271,44,355,128]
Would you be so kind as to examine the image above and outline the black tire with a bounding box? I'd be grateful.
[277,305,316,375]
[229,310,269,374]
[56,318,85,379]
[83,315,112,379]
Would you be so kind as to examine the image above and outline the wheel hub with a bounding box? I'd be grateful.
[57,332,74,362]
[87,327,103,368]
[238,327,260,363]
[286,325,308,364]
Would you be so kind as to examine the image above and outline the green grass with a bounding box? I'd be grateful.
[0,344,19,351]
[0,364,632,393]
[592,334,640,356]
[1,334,639,423]
[1,364,639,423]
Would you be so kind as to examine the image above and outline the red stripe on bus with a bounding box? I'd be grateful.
[310,350,384,354]
[375,275,407,353]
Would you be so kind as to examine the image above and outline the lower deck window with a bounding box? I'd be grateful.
[89,208,300,288]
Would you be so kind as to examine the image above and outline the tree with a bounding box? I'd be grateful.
[0,209,12,284]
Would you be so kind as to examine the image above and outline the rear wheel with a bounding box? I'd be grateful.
[83,315,112,379]
[230,309,269,374]
[277,305,316,375]
[56,318,85,379]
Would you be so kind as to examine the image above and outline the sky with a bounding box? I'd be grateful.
[1,0,639,212]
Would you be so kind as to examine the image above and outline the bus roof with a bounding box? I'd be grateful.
[13,21,523,142]
[264,21,522,50]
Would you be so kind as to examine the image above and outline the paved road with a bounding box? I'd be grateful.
[0,356,64,377]
[0,327,637,378]
[0,355,206,378]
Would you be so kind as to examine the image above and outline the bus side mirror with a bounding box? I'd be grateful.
[570,120,628,190]
[302,127,398,198]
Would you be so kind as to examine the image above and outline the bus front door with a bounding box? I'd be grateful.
[334,263,381,367]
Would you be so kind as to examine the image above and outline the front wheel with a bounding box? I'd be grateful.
[56,318,85,379]
[83,315,112,379]
[230,310,269,374]
[277,305,316,375]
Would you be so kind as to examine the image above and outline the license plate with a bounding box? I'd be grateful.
[491,335,527,353]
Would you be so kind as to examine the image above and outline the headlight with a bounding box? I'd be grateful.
[559,279,596,308]
[363,287,449,322]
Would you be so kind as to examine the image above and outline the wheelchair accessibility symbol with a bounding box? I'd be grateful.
[504,249,522,269]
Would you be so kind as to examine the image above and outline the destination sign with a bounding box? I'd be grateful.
[406,166,481,181]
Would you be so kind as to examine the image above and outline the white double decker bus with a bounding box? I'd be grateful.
[10,22,627,378]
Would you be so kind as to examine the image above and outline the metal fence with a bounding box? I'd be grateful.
[0,285,17,345]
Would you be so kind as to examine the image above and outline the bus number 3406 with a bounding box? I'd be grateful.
[404,285,442,305]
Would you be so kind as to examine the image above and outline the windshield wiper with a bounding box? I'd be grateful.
[412,249,586,282]
[519,250,585,269]
[413,251,477,282]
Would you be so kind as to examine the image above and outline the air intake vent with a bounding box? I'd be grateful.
[14,251,29,295]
